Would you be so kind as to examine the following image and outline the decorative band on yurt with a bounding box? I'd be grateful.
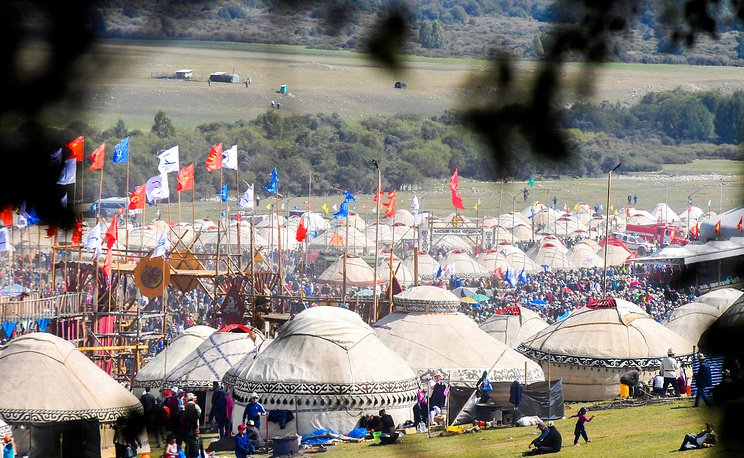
[393,301,459,314]
[223,374,419,410]
[0,404,144,424]
[516,343,694,369]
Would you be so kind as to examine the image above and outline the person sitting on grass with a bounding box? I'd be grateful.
[235,424,255,458]
[679,422,717,451]
[523,421,561,456]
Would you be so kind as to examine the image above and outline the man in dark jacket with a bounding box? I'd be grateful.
[694,354,713,407]
[523,421,561,455]
[185,428,205,458]
[379,409,396,434]
[620,368,641,398]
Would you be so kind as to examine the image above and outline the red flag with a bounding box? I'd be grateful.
[330,233,344,246]
[306,204,311,210]
[129,184,146,210]
[45,225,58,239]
[177,164,194,192]
[494,267,502,278]
[103,248,113,279]
[362,203,366,210]
[383,190,396,218]
[67,136,84,162]
[691,223,699,238]
[221,279,246,325]
[105,213,118,249]
[738,217,742,230]
[205,143,222,172]
[71,217,83,246]
[0,204,13,227]
[296,218,308,242]
[87,143,105,172]
[449,168,465,210]
[715,220,721,233]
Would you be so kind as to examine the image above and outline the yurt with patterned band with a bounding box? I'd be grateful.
[222,306,418,437]
[0,333,145,456]
[372,286,545,395]
[517,297,695,401]
[480,306,549,349]
[133,325,216,397]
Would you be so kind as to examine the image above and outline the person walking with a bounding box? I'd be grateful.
[569,406,594,446]
[661,348,681,397]
[693,354,713,407]
[3,434,15,458]
[242,392,266,430]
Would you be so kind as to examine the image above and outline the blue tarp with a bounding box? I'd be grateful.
[347,428,368,438]
[302,429,337,444]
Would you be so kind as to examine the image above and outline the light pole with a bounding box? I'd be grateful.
[506,191,517,246]
[538,184,554,236]
[603,163,622,298]
[372,159,381,323]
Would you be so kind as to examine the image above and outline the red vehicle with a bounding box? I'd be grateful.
[624,223,687,246]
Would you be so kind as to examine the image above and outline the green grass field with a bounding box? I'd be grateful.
[25,39,744,130]
[145,400,737,457]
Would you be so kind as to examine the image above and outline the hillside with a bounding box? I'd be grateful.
[92,0,744,66]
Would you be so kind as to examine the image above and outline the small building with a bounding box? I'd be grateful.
[175,69,193,79]
[209,72,240,83]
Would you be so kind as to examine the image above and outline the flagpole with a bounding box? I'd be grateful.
[372,160,380,323]
[214,167,223,328]
[191,186,195,230]
[36,226,41,292]
[276,182,283,313]
[389,220,394,311]
[125,159,130,262]
[250,190,255,311]
[96,165,104,223]
[343,208,348,306]
[178,190,182,229]
[413,204,418,287]
[236,164,240,269]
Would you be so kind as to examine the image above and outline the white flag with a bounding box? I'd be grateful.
[238,184,254,209]
[61,194,68,208]
[412,195,420,223]
[0,227,10,252]
[157,145,179,174]
[444,263,456,276]
[146,174,170,201]
[57,157,77,185]
[222,144,238,170]
[708,200,712,207]
[152,230,170,258]
[84,223,102,258]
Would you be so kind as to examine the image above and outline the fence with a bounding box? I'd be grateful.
[0,292,86,322]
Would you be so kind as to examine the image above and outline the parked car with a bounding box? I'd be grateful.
[611,232,655,255]
[394,81,407,89]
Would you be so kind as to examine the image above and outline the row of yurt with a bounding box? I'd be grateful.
[0,333,145,456]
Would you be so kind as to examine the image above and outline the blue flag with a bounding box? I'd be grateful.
[334,200,350,218]
[506,268,517,287]
[518,267,527,284]
[36,318,50,333]
[263,167,279,193]
[1,322,16,338]
[113,137,129,163]
[221,184,228,202]
[344,190,356,202]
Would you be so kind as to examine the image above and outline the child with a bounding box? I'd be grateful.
[569,406,595,446]
[163,436,179,458]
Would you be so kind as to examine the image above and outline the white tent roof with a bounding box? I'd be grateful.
[402,252,441,281]
[163,331,264,390]
[316,254,382,286]
[479,306,548,349]
[223,306,418,436]
[695,288,743,313]
[475,250,513,274]
[0,333,143,423]
[374,290,544,384]
[376,258,416,287]
[661,302,722,344]
[439,251,492,278]
[651,203,680,223]
[308,226,372,253]
[567,244,604,268]
[532,245,577,271]
[133,325,216,389]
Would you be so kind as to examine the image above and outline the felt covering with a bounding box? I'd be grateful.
[694,288,743,313]
[133,325,216,389]
[316,254,382,286]
[479,306,549,349]
[661,302,721,344]
[0,333,143,423]
[438,251,491,278]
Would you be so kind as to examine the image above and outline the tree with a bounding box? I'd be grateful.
[114,119,128,138]
[419,20,446,49]
[152,110,175,138]
[533,35,544,56]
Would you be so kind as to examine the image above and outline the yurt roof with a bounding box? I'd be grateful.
[479,306,549,349]
[627,214,655,226]
[390,209,415,226]
[363,224,394,244]
[661,302,722,344]
[257,226,300,251]
[532,245,577,271]
[133,325,216,389]
[163,331,264,390]
[255,212,286,228]
[598,244,632,266]
[393,285,461,314]
[698,295,744,354]
[308,226,372,252]
[511,224,533,241]
[401,252,440,281]
[223,306,418,412]
[497,212,529,228]
[567,244,604,269]
[651,203,680,223]
[517,298,695,368]
[373,309,544,384]
[316,254,382,286]
[438,251,491,278]
[475,250,513,273]
[503,251,541,274]
[694,288,743,313]
[573,238,601,252]
[376,259,416,287]
[0,333,143,423]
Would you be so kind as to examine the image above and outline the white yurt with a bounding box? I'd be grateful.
[531,245,577,272]
[517,297,695,401]
[598,243,632,266]
[511,224,533,241]
[502,249,541,274]
[316,254,382,286]
[661,302,722,344]
[0,333,145,456]
[694,288,743,313]
[651,203,680,223]
[308,226,372,253]
[401,252,440,281]
[133,325,216,395]
[373,286,545,391]
[223,307,418,437]
[376,258,417,287]
[475,250,513,274]
[479,306,549,349]
[439,250,492,278]
[567,244,604,269]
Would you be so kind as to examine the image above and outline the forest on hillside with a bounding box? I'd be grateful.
[46,88,743,203]
[60,0,744,66]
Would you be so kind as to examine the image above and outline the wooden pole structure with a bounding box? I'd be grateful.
[372,160,380,322]
[125,159,130,262]
[275,183,283,313]
[214,167,223,328]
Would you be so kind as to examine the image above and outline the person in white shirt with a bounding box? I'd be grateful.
[660,348,680,396]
